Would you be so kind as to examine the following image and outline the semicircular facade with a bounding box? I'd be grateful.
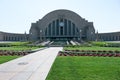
[29,9,95,41]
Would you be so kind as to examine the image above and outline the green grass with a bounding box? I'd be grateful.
[7,42,29,46]
[0,41,30,46]
[64,46,120,51]
[0,46,39,51]
[91,41,107,46]
[46,56,120,80]
[0,56,19,64]
[0,41,43,51]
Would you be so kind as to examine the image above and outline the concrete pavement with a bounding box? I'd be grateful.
[0,47,63,80]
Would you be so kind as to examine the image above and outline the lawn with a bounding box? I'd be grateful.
[0,41,30,47]
[0,41,43,51]
[0,56,19,64]
[46,56,120,80]
[64,46,120,51]
[0,46,39,51]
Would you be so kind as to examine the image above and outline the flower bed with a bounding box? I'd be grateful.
[0,50,30,56]
[58,50,120,57]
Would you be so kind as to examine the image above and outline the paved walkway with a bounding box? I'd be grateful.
[0,47,63,80]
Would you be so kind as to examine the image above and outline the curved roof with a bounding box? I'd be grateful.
[38,9,88,30]
[42,9,82,20]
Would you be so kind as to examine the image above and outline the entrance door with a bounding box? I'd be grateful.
[60,26,63,35]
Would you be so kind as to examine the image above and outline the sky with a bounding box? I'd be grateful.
[0,0,120,33]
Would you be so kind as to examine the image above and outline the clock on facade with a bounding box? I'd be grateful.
[59,22,64,26]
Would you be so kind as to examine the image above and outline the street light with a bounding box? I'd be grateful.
[90,31,93,41]
[79,29,82,42]
[40,30,42,41]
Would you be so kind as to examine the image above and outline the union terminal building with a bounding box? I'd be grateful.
[0,9,120,43]
[29,9,95,41]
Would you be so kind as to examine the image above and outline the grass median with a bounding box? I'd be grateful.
[64,46,120,51]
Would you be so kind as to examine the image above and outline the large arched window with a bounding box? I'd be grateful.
[45,19,79,37]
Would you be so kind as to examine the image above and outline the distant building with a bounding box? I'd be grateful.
[0,31,29,41]
[0,9,120,42]
[98,32,120,41]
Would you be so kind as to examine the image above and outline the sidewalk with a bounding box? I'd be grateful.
[0,47,63,80]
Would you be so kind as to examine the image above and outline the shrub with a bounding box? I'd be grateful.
[91,41,108,47]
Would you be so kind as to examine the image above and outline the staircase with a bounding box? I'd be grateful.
[48,41,67,47]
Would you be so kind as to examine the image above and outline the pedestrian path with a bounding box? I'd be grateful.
[0,47,63,80]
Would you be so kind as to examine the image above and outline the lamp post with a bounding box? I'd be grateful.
[40,30,42,42]
[91,31,93,41]
[79,29,82,42]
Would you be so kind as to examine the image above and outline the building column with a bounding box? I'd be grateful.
[80,29,82,41]
[50,23,52,36]
[117,36,119,41]
[67,20,69,36]
[75,26,77,37]
[6,36,7,41]
[4,35,6,41]
[59,19,60,36]
[47,27,48,36]
[63,19,65,35]
[70,21,73,36]
[55,20,56,36]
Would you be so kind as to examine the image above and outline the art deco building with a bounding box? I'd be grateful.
[29,9,95,41]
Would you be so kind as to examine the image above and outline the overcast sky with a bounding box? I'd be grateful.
[0,0,120,33]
